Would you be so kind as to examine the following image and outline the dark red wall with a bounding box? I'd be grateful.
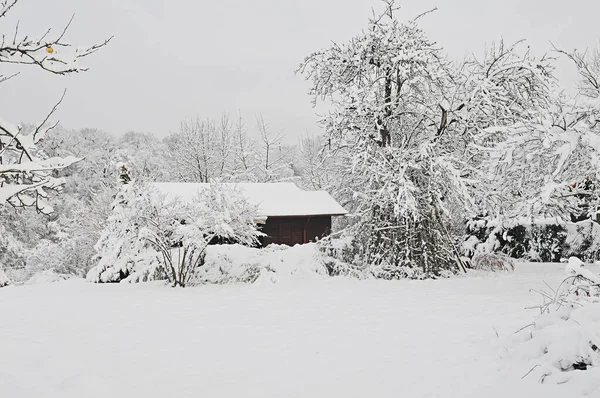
[261,216,332,246]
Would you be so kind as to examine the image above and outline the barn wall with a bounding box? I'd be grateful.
[261,216,332,247]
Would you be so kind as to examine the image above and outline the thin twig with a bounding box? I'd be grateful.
[515,323,535,334]
[521,364,540,379]
[413,7,438,21]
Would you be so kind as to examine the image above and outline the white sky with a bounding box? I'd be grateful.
[1,0,598,142]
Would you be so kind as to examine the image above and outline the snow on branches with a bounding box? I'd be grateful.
[0,0,109,213]
[0,1,111,76]
[297,8,451,149]
[554,43,600,100]
[467,43,600,219]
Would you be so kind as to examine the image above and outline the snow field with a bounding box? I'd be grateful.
[2,262,596,397]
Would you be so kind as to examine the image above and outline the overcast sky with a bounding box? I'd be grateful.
[1,0,599,142]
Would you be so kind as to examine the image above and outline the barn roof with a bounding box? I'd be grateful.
[152,182,347,218]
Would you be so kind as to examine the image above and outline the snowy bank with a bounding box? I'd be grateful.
[197,243,328,284]
[24,270,74,285]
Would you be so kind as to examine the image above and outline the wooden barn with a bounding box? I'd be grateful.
[152,182,347,247]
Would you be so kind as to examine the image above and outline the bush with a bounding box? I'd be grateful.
[471,253,515,272]
[563,220,600,263]
[463,217,568,262]
[318,234,368,278]
[0,269,10,288]
[529,224,567,262]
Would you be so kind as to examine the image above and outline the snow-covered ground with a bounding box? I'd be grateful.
[1,262,597,397]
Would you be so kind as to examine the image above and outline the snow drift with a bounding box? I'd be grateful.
[509,257,600,392]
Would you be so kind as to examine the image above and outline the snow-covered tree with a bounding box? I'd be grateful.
[255,115,293,182]
[557,43,600,100]
[230,113,260,180]
[0,0,109,214]
[295,134,329,190]
[468,42,600,221]
[118,131,171,181]
[165,115,237,183]
[165,113,295,184]
[86,181,163,284]
[0,221,25,281]
[41,127,119,199]
[298,2,470,277]
[88,182,262,287]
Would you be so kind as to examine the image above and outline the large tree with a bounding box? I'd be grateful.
[298,2,471,277]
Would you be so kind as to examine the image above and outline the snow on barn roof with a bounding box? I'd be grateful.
[152,182,347,218]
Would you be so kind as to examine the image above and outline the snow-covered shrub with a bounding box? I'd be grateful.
[513,257,600,385]
[471,253,515,272]
[0,224,26,281]
[464,218,520,259]
[0,210,71,283]
[87,182,164,284]
[463,217,567,262]
[317,234,368,278]
[529,224,568,263]
[563,220,600,263]
[144,185,262,287]
[88,182,262,287]
[24,238,83,278]
[0,269,10,288]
